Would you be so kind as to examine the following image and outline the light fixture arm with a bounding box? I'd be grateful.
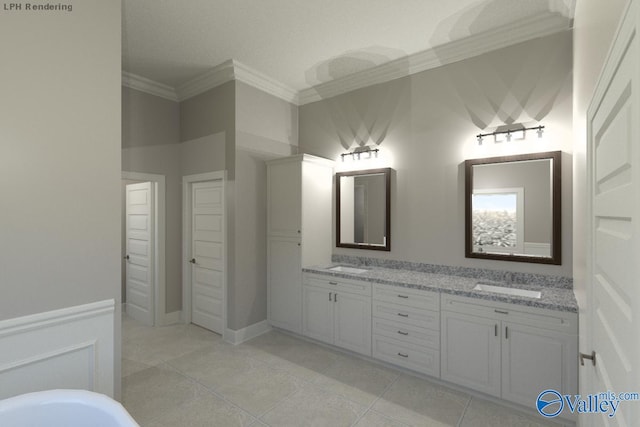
[476,125,544,144]
[340,146,380,161]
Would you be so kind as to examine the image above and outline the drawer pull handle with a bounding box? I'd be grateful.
[329,281,338,285]
[494,309,509,315]
[397,295,409,299]
[398,352,409,358]
[397,331,408,336]
[397,313,409,318]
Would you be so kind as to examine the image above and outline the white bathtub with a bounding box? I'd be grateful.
[0,389,139,427]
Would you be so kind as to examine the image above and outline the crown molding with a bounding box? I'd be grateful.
[175,60,236,101]
[122,72,178,101]
[298,13,570,105]
[232,60,299,104]
[123,12,569,107]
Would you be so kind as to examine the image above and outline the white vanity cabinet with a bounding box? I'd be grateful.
[441,294,577,412]
[267,155,333,334]
[372,284,440,377]
[302,273,372,356]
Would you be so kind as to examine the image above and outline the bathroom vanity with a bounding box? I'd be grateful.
[300,261,577,419]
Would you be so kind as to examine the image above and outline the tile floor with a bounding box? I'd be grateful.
[121,315,568,427]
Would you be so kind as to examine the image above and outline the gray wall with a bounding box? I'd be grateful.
[300,31,574,277]
[0,0,121,390]
[122,87,180,148]
[231,82,298,330]
[122,86,228,314]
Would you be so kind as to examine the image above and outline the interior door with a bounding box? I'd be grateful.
[125,181,154,326]
[585,2,640,425]
[190,180,224,334]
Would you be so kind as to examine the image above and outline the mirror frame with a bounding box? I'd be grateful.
[465,151,561,265]
[336,168,391,251]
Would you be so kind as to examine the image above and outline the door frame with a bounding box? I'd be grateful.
[122,171,166,326]
[182,171,227,339]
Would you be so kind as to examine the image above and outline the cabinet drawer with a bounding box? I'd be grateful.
[441,294,577,333]
[374,284,439,310]
[373,317,439,350]
[373,300,439,330]
[373,335,440,378]
[303,273,371,296]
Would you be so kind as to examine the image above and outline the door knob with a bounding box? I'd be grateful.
[580,351,596,367]
[124,255,130,260]
[189,258,196,264]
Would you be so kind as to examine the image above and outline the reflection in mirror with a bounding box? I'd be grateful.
[465,151,561,265]
[336,168,391,251]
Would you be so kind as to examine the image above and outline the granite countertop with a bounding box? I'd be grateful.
[303,264,578,313]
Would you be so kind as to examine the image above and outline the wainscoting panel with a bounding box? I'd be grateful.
[0,299,115,399]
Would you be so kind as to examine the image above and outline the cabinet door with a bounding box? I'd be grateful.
[302,285,333,345]
[268,237,302,333]
[267,161,301,237]
[334,292,372,356]
[501,322,577,409]
[441,311,501,397]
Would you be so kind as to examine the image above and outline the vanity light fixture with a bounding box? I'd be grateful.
[340,145,380,161]
[476,125,544,145]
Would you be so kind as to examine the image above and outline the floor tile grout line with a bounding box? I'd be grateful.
[153,358,261,426]
[252,388,301,424]
[125,320,562,427]
[153,338,323,423]
[349,372,402,427]
[456,395,473,427]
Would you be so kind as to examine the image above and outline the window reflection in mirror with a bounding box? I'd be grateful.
[465,151,561,265]
[336,168,391,251]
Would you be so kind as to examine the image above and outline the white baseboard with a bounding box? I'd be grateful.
[224,320,272,345]
[163,310,182,325]
[0,300,115,400]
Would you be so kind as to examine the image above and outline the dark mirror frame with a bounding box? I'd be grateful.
[336,168,391,251]
[465,151,562,265]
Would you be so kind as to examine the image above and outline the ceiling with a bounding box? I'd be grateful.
[122,0,574,100]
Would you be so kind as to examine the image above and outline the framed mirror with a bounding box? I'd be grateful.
[465,151,561,264]
[336,168,391,251]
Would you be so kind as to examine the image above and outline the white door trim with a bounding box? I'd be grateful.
[122,171,166,326]
[182,171,227,339]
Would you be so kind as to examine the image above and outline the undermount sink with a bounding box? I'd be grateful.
[328,265,369,274]
[473,283,541,299]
